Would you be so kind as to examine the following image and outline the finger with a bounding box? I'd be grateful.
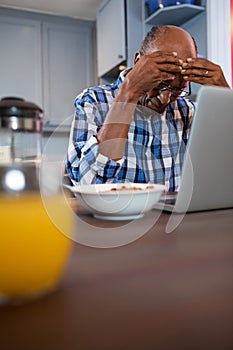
[182,58,216,71]
[180,68,214,77]
[148,51,183,65]
[159,62,183,73]
[150,73,176,87]
[159,72,176,81]
[182,73,212,84]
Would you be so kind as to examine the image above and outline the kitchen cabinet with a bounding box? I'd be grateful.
[0,8,96,126]
[42,21,95,125]
[0,15,42,108]
[96,0,143,80]
[97,0,126,78]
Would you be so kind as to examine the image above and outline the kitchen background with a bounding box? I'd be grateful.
[0,0,232,148]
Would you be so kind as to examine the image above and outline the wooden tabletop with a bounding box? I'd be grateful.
[1,205,233,350]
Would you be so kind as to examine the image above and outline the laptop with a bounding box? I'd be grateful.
[154,85,233,213]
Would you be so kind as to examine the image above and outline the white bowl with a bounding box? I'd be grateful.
[71,183,165,220]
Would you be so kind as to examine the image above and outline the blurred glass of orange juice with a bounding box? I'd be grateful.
[0,190,73,304]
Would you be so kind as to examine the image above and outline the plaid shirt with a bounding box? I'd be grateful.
[66,68,195,192]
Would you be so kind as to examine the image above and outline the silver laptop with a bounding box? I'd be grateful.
[154,85,233,213]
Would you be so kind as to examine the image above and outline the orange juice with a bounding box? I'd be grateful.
[0,193,73,302]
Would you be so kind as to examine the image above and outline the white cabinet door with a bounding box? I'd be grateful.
[43,22,94,124]
[0,15,42,107]
[97,0,126,77]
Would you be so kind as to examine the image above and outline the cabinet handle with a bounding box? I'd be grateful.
[118,54,123,59]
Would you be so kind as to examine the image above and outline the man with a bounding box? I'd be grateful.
[66,25,229,191]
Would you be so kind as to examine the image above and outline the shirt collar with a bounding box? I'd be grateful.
[116,67,132,88]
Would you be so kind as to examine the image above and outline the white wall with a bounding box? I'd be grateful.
[206,0,232,87]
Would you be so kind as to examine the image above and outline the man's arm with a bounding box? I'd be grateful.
[66,97,125,185]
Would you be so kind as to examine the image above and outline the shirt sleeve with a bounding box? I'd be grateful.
[66,93,124,185]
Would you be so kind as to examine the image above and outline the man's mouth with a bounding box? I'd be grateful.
[139,95,167,113]
[156,92,172,105]
[156,95,163,103]
[147,96,161,108]
[146,96,168,113]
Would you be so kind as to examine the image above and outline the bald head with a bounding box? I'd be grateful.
[140,25,197,61]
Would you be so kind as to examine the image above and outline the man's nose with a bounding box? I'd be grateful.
[157,89,172,105]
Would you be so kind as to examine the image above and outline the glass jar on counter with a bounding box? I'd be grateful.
[0,97,43,163]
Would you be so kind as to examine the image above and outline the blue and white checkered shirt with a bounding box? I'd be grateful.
[66,68,195,192]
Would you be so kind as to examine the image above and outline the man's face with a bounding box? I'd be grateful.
[141,74,190,113]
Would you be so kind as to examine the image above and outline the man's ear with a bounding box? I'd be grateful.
[134,51,141,64]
